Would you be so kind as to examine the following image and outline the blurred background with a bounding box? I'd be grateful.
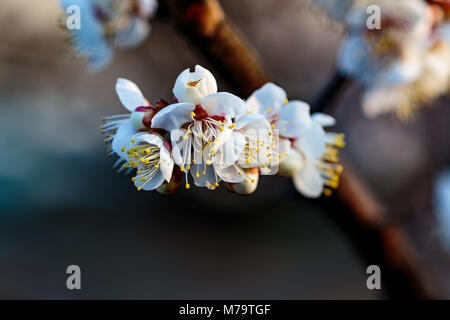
[0,0,449,299]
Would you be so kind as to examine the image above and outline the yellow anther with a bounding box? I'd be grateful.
[210,149,215,153]
[185,183,190,189]
[121,146,126,152]
[187,79,202,87]
[220,127,224,132]
[180,166,185,172]
[131,177,136,182]
[154,164,160,169]
[196,172,200,178]
[145,148,150,154]
[215,183,219,187]
[188,129,192,134]
[192,159,196,163]
[202,171,206,175]
[285,152,288,156]
[137,187,142,191]
[206,160,212,165]
[183,135,188,140]
[284,99,289,104]
[324,188,333,197]
[271,124,275,129]
[187,165,191,170]
[122,164,127,169]
[246,159,250,164]
[268,132,272,136]
[137,170,142,174]
[191,111,196,118]
[251,179,255,183]
[131,139,135,143]
[245,179,250,183]
[267,108,272,113]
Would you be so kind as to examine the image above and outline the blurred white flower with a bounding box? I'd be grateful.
[316,0,450,118]
[60,0,157,71]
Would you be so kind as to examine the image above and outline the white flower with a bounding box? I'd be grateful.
[287,114,345,198]
[245,83,344,198]
[60,0,157,71]
[121,132,174,191]
[332,0,450,118]
[151,66,248,189]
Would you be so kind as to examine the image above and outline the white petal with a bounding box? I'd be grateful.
[294,121,326,160]
[312,113,336,127]
[201,92,246,119]
[172,65,218,104]
[215,132,246,168]
[190,164,217,188]
[160,147,174,182]
[135,170,165,191]
[112,121,137,158]
[292,158,324,198]
[115,78,148,112]
[135,132,164,148]
[151,103,195,131]
[246,82,287,115]
[215,164,245,183]
[114,18,150,49]
[234,113,271,131]
[279,100,311,138]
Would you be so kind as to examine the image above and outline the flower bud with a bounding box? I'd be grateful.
[130,106,155,130]
[226,168,259,195]
[278,149,304,177]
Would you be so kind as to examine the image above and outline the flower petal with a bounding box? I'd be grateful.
[135,170,165,191]
[201,92,246,119]
[115,78,148,112]
[246,82,287,115]
[112,121,137,158]
[215,132,246,168]
[292,158,324,198]
[114,18,150,49]
[151,102,195,131]
[294,121,327,160]
[215,164,245,183]
[160,147,174,183]
[173,65,218,104]
[312,113,336,127]
[279,100,311,138]
[190,164,217,188]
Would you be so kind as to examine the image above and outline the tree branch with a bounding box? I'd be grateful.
[163,0,437,298]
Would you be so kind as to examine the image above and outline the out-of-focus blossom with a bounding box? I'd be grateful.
[246,83,345,198]
[315,0,450,119]
[433,168,450,249]
[60,0,157,71]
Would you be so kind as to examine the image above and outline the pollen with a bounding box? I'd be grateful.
[187,79,202,87]
[185,183,191,189]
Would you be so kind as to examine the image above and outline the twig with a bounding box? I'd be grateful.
[163,0,437,298]
[310,70,350,113]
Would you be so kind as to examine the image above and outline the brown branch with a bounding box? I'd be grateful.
[165,0,269,97]
[163,0,437,298]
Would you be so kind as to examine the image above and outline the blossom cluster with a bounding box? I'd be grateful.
[316,0,450,119]
[60,0,157,71]
[102,66,345,197]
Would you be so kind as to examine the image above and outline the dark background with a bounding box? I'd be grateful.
[0,0,448,299]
